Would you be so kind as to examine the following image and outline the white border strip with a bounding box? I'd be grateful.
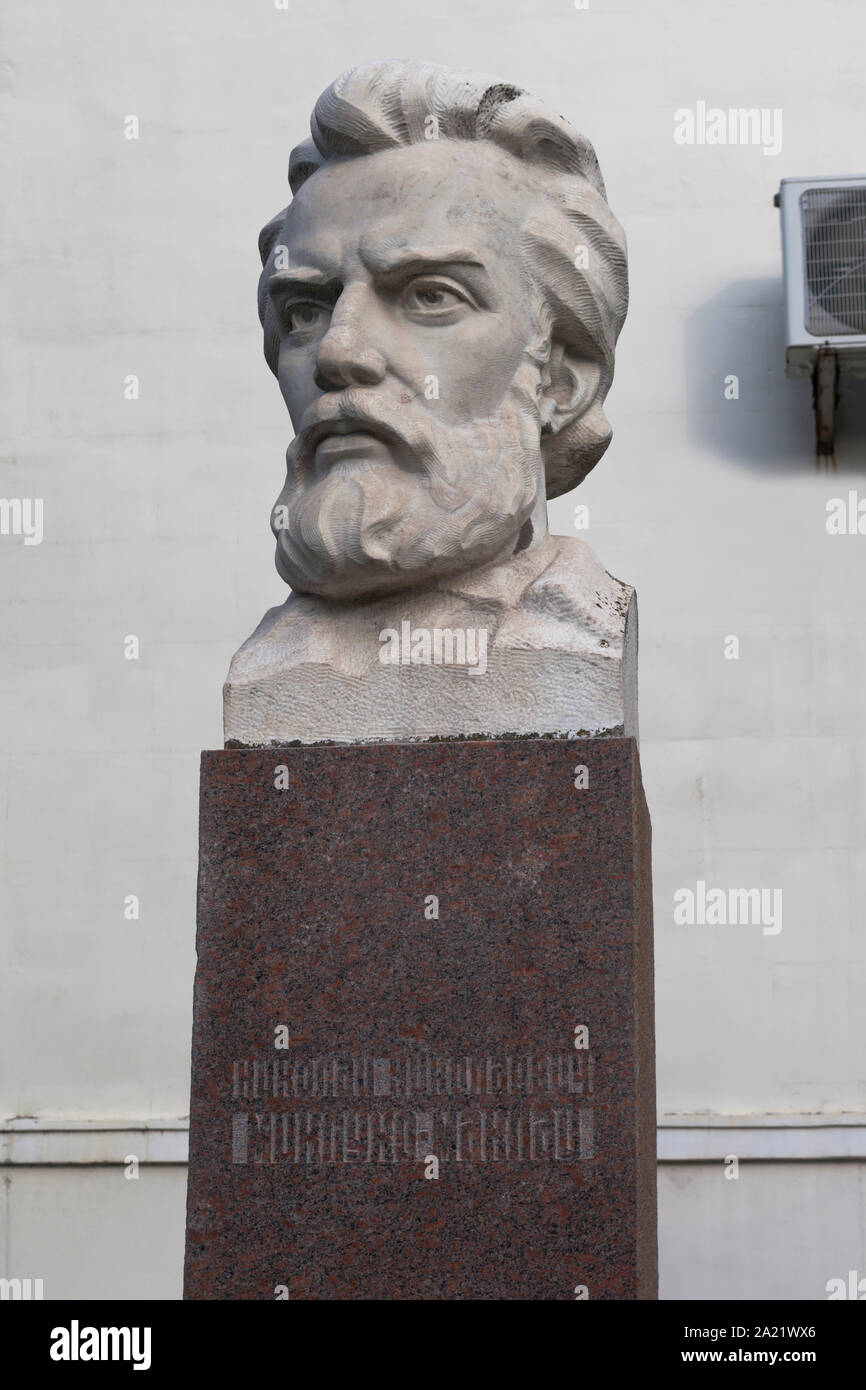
[658,1126,866,1161]
[0,1123,189,1165]
[2,1117,866,1164]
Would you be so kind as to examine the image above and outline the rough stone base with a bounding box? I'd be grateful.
[223,539,638,745]
[184,737,656,1300]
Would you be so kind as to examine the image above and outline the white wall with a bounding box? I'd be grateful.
[2,0,865,1299]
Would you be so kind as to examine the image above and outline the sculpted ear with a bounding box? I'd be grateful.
[538,343,602,436]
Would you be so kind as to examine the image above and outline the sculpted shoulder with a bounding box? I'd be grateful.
[228,533,634,685]
[493,535,635,657]
[226,594,345,682]
[226,585,495,684]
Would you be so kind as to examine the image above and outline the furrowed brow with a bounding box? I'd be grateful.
[360,246,486,278]
[267,270,342,301]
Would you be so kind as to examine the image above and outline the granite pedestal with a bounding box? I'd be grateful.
[184,737,656,1300]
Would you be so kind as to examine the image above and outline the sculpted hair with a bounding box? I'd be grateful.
[258,61,629,497]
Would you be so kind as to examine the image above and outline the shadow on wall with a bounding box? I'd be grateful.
[685,278,866,475]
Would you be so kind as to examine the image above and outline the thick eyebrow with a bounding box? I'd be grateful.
[359,245,488,278]
[267,269,341,301]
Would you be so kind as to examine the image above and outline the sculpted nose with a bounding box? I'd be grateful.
[314,320,387,391]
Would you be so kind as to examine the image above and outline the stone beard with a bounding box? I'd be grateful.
[224,60,636,746]
[273,353,546,602]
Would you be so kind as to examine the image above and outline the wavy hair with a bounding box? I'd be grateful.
[257,61,628,497]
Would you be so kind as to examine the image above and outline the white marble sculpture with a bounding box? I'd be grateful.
[224,61,634,745]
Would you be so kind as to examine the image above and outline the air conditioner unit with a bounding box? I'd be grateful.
[777,175,866,379]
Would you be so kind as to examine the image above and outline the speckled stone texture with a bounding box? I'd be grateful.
[184,738,656,1300]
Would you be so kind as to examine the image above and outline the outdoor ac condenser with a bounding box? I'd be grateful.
[778,175,866,379]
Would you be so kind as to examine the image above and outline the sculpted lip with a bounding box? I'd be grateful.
[314,429,392,460]
[310,417,398,464]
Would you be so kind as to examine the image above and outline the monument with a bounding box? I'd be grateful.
[185,60,656,1300]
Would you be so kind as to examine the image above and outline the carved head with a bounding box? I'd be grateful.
[258,61,628,601]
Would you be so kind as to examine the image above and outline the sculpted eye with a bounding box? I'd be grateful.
[281,301,330,334]
[402,278,470,316]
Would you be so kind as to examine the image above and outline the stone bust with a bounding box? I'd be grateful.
[224,60,635,745]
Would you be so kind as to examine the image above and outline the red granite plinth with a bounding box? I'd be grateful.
[184,737,656,1300]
